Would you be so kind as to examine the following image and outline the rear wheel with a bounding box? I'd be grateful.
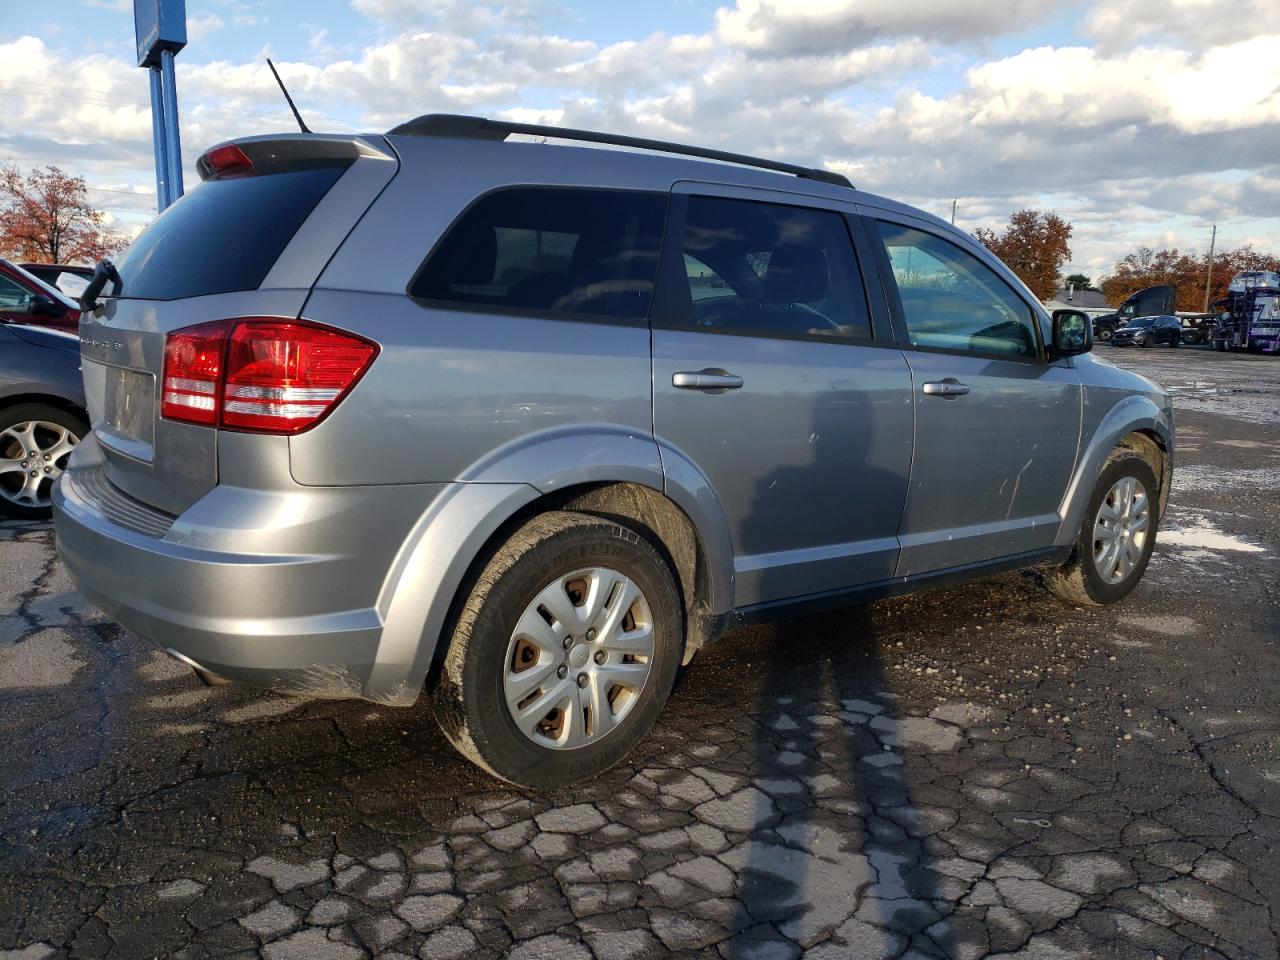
[1096,326,1114,343]
[0,404,86,520]
[1045,452,1159,605]
[433,511,682,788]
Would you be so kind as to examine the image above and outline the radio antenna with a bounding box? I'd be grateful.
[267,58,311,133]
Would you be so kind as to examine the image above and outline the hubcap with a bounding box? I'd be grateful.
[0,420,78,510]
[503,566,654,750]
[1092,475,1150,584]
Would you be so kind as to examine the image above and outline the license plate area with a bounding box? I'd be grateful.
[95,364,156,461]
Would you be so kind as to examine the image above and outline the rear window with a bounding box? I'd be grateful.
[411,187,667,321]
[113,166,345,300]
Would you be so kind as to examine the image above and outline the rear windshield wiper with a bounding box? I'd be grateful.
[79,260,122,313]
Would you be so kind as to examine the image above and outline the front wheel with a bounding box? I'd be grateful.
[433,511,683,788]
[1044,453,1160,605]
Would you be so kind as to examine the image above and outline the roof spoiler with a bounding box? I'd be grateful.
[386,113,853,189]
[196,134,396,181]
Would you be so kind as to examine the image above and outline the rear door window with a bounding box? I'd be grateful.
[411,188,667,321]
[112,165,346,301]
[667,196,872,341]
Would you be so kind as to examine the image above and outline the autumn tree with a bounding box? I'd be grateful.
[1099,245,1280,311]
[0,162,127,264]
[975,210,1073,301]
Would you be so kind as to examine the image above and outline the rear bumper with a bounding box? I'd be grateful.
[52,453,448,704]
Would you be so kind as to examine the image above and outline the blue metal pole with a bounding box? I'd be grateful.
[159,49,184,202]
[148,64,170,210]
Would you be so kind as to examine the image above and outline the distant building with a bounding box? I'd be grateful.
[1044,284,1109,315]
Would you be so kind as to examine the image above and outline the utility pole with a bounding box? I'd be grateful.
[950,199,957,225]
[1202,224,1217,313]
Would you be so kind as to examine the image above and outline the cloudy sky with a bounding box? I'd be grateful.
[4,0,1278,277]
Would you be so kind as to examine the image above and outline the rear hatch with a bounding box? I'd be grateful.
[79,134,397,515]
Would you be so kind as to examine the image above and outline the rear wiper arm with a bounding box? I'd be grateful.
[79,260,122,313]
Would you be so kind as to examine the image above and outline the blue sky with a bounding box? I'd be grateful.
[3,0,1278,275]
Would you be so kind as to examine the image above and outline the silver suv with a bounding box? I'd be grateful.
[54,116,1172,787]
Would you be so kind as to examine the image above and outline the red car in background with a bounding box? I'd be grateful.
[0,259,81,332]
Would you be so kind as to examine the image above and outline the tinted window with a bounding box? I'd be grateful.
[113,166,346,300]
[674,197,871,340]
[0,274,31,311]
[412,188,667,321]
[875,222,1038,358]
[1127,316,1155,327]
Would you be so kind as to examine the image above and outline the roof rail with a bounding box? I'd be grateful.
[386,114,853,189]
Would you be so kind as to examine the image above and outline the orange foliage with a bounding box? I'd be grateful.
[1100,245,1280,311]
[0,162,128,265]
[975,210,1073,301]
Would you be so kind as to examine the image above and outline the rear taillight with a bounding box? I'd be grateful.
[161,321,227,425]
[162,319,377,434]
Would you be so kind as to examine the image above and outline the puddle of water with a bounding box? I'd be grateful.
[1160,522,1266,554]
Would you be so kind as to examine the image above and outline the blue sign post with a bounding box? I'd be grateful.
[134,0,187,211]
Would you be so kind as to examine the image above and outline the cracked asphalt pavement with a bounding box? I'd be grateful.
[2,346,1278,960]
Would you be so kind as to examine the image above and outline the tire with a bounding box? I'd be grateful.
[1044,452,1159,606]
[1212,339,1227,352]
[1096,327,1114,343]
[1139,337,1152,348]
[1169,335,1180,348]
[433,511,683,788]
[0,403,87,520]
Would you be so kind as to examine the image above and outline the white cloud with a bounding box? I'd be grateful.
[715,0,1068,54]
[1084,0,1274,52]
[187,15,225,42]
[6,0,1280,272]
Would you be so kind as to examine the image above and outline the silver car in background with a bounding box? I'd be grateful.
[54,116,1172,787]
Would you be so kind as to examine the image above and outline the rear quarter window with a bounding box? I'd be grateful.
[410,187,667,321]
[113,166,345,301]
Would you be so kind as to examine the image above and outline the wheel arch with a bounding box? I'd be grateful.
[0,392,88,421]
[1055,395,1173,548]
[365,428,735,705]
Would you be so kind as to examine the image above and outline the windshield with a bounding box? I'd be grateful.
[5,262,80,312]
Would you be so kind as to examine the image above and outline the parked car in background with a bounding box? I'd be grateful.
[19,263,95,300]
[1179,315,1217,345]
[54,116,1172,788]
[0,260,81,332]
[0,319,86,518]
[1092,285,1176,342]
[1110,314,1182,347]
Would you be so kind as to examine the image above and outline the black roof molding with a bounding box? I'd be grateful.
[388,114,853,189]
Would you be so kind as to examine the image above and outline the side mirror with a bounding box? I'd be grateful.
[30,295,66,318]
[1051,309,1092,358]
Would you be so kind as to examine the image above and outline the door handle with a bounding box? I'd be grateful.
[921,380,970,398]
[673,369,744,391]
